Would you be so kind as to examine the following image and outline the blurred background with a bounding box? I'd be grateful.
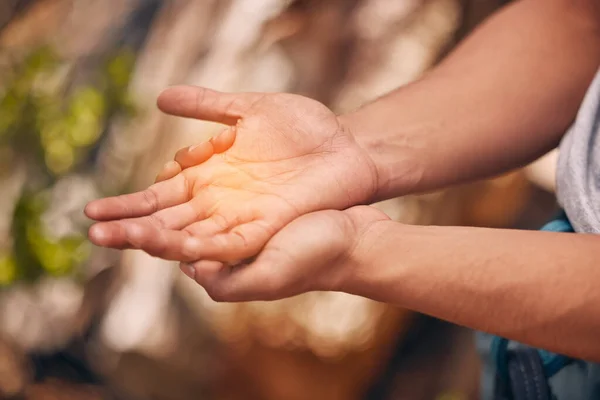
[0,1,560,399]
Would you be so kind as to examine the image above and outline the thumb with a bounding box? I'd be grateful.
[181,250,290,302]
[157,86,264,126]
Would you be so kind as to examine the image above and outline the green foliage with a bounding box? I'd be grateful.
[0,46,136,176]
[10,193,90,283]
[0,45,136,286]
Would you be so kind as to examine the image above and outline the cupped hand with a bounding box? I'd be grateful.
[85,86,378,262]
[178,206,390,302]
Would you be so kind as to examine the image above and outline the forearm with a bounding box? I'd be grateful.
[347,222,600,361]
[341,0,600,200]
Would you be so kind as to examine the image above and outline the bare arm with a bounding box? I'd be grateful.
[341,0,600,200]
[337,1,600,360]
[347,222,600,361]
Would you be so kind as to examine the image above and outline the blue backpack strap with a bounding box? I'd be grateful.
[492,212,575,398]
[494,348,556,400]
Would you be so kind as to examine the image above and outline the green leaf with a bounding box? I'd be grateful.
[0,253,17,286]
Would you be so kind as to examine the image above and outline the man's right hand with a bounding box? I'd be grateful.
[84,86,379,263]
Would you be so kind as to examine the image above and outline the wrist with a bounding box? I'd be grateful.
[340,218,439,304]
[337,110,426,201]
[340,218,399,296]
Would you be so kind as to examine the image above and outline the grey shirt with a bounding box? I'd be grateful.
[557,68,600,233]
[478,68,600,399]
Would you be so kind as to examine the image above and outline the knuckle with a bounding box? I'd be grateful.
[182,226,195,237]
[141,187,160,213]
[230,228,250,250]
[180,244,200,261]
[123,222,145,247]
[179,232,200,260]
[179,178,192,204]
[225,96,247,116]
[211,213,230,231]
[194,87,207,111]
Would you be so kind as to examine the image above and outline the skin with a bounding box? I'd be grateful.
[85,92,378,263]
[85,0,600,359]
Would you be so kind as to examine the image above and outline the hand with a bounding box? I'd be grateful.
[178,206,389,302]
[84,86,379,262]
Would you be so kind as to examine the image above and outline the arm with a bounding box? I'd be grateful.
[347,222,600,361]
[341,0,600,200]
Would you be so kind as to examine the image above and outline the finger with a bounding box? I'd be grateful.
[149,195,210,230]
[85,174,189,221]
[123,223,200,261]
[111,203,281,264]
[90,219,201,261]
[88,195,210,250]
[174,126,237,170]
[183,215,232,238]
[155,161,182,183]
[181,252,285,302]
[175,219,273,263]
[179,260,222,282]
[122,222,204,261]
[182,204,260,239]
[210,126,236,153]
[174,141,214,170]
[87,222,127,249]
[157,86,264,125]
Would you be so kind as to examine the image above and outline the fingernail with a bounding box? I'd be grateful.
[88,225,106,244]
[180,263,196,280]
[164,160,179,169]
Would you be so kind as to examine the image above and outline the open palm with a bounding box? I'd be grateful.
[85,86,378,262]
